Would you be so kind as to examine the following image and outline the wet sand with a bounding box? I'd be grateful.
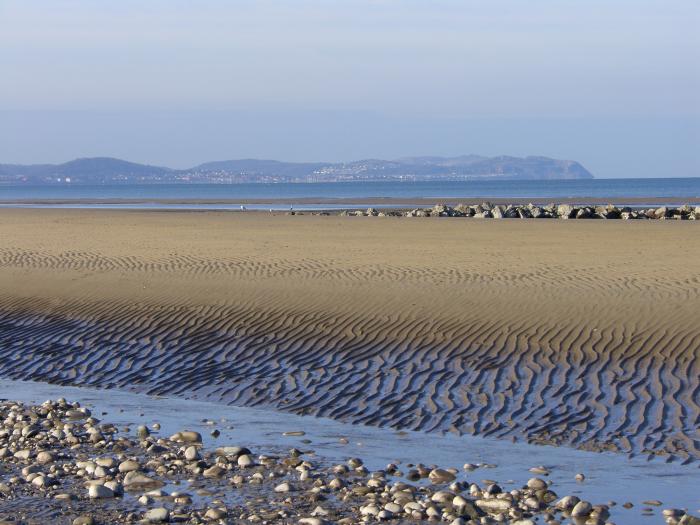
[0,209,698,461]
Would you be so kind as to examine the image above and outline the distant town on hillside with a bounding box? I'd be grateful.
[0,155,594,184]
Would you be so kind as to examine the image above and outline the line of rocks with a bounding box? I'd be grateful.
[1,399,698,525]
[328,203,700,219]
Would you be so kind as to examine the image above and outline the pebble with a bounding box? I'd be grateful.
[36,451,55,464]
[347,457,363,468]
[13,449,31,460]
[0,397,693,525]
[237,454,254,467]
[526,477,548,490]
[384,502,401,513]
[30,475,46,487]
[123,471,163,489]
[571,500,593,517]
[215,445,250,456]
[184,445,199,461]
[203,465,225,478]
[88,484,114,499]
[72,517,95,525]
[118,459,140,473]
[204,508,227,520]
[360,504,380,516]
[137,425,150,438]
[428,468,456,484]
[556,495,580,510]
[299,519,323,525]
[311,506,329,517]
[144,508,170,522]
[169,430,202,443]
[476,499,513,512]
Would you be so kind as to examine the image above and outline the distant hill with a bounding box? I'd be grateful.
[49,157,173,179]
[193,159,327,177]
[0,155,593,184]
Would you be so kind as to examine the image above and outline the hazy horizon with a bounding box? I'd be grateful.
[1,1,698,178]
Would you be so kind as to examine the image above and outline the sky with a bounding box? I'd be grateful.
[0,0,698,178]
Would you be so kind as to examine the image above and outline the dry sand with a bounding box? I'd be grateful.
[0,209,698,460]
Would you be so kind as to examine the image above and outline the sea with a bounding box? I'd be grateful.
[0,177,698,209]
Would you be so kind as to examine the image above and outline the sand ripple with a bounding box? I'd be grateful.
[0,289,697,461]
[0,212,697,462]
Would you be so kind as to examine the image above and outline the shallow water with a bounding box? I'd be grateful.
[1,378,697,524]
[0,201,693,210]
[0,203,402,211]
[1,178,700,201]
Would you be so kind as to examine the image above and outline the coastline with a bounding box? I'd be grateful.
[0,195,699,206]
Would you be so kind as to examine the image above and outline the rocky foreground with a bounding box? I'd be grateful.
[0,400,697,525]
[309,203,700,219]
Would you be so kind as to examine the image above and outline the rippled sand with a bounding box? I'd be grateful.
[0,209,698,460]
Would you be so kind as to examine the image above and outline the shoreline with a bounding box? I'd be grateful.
[0,202,700,221]
[0,195,699,206]
[0,200,698,219]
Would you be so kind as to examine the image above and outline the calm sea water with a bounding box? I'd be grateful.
[0,178,699,201]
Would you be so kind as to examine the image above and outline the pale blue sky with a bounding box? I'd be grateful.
[1,1,698,177]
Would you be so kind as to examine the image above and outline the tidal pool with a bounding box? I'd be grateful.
[1,379,697,524]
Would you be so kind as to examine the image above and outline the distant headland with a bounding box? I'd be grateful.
[0,155,593,184]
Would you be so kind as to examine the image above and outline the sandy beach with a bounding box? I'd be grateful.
[0,209,698,463]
